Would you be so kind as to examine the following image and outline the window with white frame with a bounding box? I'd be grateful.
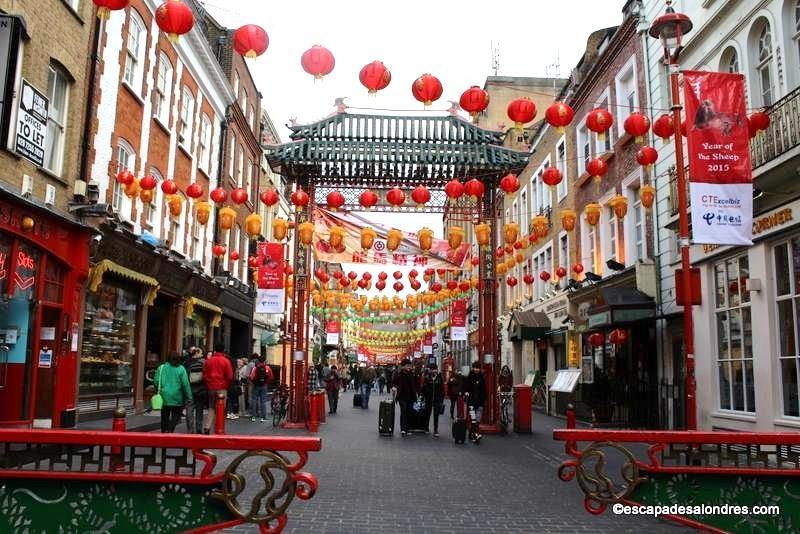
[556,137,567,200]
[44,64,69,175]
[601,203,618,272]
[520,190,527,223]
[198,114,212,172]
[246,160,254,198]
[581,214,597,274]
[624,181,644,263]
[153,53,172,123]
[146,169,162,227]
[596,95,612,153]
[532,159,551,214]
[192,215,201,262]
[714,254,754,412]
[179,88,194,148]
[794,1,800,72]
[511,200,517,224]
[773,238,800,416]
[559,233,569,272]
[240,88,247,113]
[228,136,236,178]
[113,142,135,212]
[577,121,590,176]
[233,72,240,100]
[124,10,146,91]
[171,193,187,253]
[721,46,739,74]
[233,224,241,278]
[237,148,244,188]
[756,21,776,106]
[614,56,638,134]
[533,243,553,299]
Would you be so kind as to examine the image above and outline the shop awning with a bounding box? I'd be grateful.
[88,259,159,305]
[186,297,222,327]
[587,288,656,328]
[507,310,551,342]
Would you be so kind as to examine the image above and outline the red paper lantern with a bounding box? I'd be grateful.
[446,280,457,291]
[333,270,344,280]
[545,102,575,133]
[93,0,129,19]
[424,268,435,277]
[652,114,673,142]
[260,189,279,206]
[230,187,248,205]
[210,187,228,205]
[587,332,604,348]
[212,244,226,258]
[116,169,134,186]
[513,241,523,250]
[411,185,431,207]
[523,274,534,285]
[411,73,443,106]
[139,174,157,190]
[555,266,567,278]
[586,158,609,180]
[393,281,404,293]
[285,265,293,276]
[748,111,770,136]
[623,112,650,143]
[506,276,518,288]
[459,86,490,117]
[636,146,659,168]
[471,256,480,267]
[348,271,358,280]
[507,98,536,128]
[301,45,335,79]
[185,182,203,199]
[586,108,614,138]
[155,0,195,43]
[386,188,405,209]
[359,61,391,93]
[358,279,368,289]
[499,173,520,194]
[378,272,388,281]
[326,191,345,210]
[681,120,687,137]
[495,247,505,259]
[339,278,350,289]
[408,269,418,279]
[430,282,442,293]
[609,328,629,345]
[459,280,471,292]
[542,167,562,189]
[314,268,326,280]
[359,190,379,210]
[232,24,269,59]
[376,280,386,291]
[573,263,584,275]
[248,256,259,269]
[539,271,551,282]
[464,179,485,199]
[291,189,310,210]
[160,179,178,195]
[230,251,240,261]
[444,180,464,199]
[363,272,372,281]
[411,280,422,291]
[393,271,403,280]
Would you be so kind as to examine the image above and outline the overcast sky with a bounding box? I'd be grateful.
[204,0,624,142]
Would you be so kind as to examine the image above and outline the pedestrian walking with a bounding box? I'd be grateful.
[202,344,233,434]
[422,363,445,437]
[307,362,320,394]
[447,368,464,418]
[249,356,273,422]
[325,365,340,414]
[227,358,245,420]
[154,351,192,433]
[499,365,514,393]
[184,347,206,434]
[392,358,417,436]
[377,369,386,394]
[359,364,376,409]
[465,361,486,444]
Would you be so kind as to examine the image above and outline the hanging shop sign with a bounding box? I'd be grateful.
[423,332,433,354]
[683,71,752,246]
[325,320,340,346]
[15,79,49,168]
[567,331,579,368]
[256,243,285,314]
[450,299,467,341]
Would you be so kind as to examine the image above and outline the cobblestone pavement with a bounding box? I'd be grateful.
[218,390,688,534]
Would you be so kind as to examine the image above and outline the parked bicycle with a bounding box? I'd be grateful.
[498,391,513,434]
[271,383,290,427]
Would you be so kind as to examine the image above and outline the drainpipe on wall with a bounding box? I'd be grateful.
[78,15,104,199]
[212,107,230,277]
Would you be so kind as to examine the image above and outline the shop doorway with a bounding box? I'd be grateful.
[145,294,177,389]
[34,306,63,421]
[0,292,36,422]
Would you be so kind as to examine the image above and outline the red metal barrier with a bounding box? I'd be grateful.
[306,392,320,433]
[214,391,226,435]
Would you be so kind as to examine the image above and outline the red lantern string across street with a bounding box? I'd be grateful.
[386,188,406,209]
[359,190,379,210]
[232,25,269,59]
[623,112,650,143]
[212,244,226,258]
[155,0,195,43]
[652,114,673,143]
[93,0,129,19]
[586,108,614,141]
[326,191,345,210]
[393,281,404,292]
[375,280,386,291]
[539,271,551,282]
[378,272,388,281]
[459,86,490,118]
[393,271,403,280]
[230,251,240,261]
[573,263,584,275]
[260,189,279,207]
[555,266,567,278]
[116,169,134,186]
[185,182,203,199]
[748,111,770,137]
[411,73,443,106]
[230,188,248,205]
[523,274,534,286]
[542,167,562,189]
[506,276,518,288]
[411,185,431,208]
[444,180,464,199]
[359,61,391,94]
[609,328,629,345]
[499,173,520,194]
[301,45,335,79]
[348,271,358,281]
[588,332,604,348]
[586,158,609,182]
[636,146,659,169]
[210,187,227,205]
[464,178,485,199]
[139,175,157,190]
[160,179,178,195]
[291,189,310,210]
[507,98,536,129]
[545,102,575,133]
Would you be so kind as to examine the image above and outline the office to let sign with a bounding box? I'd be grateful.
[15,80,48,167]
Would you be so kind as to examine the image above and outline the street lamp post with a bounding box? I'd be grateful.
[649,0,696,430]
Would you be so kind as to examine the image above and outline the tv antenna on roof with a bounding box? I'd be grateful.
[490,41,501,76]
[545,52,562,92]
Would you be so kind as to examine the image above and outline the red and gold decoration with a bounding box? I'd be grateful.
[360,227,376,251]
[359,61,391,94]
[561,209,577,232]
[587,332,604,348]
[230,251,240,261]
[166,194,182,218]
[359,189,379,210]
[291,188,310,211]
[748,111,770,138]
[609,195,628,219]
[506,276,518,288]
[233,24,269,59]
[507,97,536,129]
[218,206,236,231]
[586,108,613,142]
[329,225,346,250]
[464,178,485,199]
[555,266,567,278]
[531,215,549,239]
[447,226,464,250]
[195,200,211,225]
[475,223,490,248]
[640,184,656,210]
[499,173,520,194]
[585,203,601,226]
[116,169,134,186]
[271,217,287,241]
[139,174,157,191]
[411,73,443,106]
[459,86,490,118]
[326,190,345,211]
[298,221,315,246]
[503,222,519,245]
[545,101,575,133]
[652,114,673,143]
[230,187,249,205]
[93,0,129,19]
[417,228,434,253]
[160,179,178,195]
[572,263,584,275]
[210,187,228,205]
[212,243,226,258]
[386,228,403,252]
[301,45,335,79]
[636,145,658,169]
[260,188,279,207]
[586,157,609,183]
[185,182,203,199]
[139,188,153,204]
[124,178,139,199]
[386,187,406,210]
[539,271,551,282]
[542,167,562,190]
[444,179,464,200]
[411,185,431,208]
[245,213,262,238]
[623,112,650,143]
[155,0,194,43]
[608,328,628,345]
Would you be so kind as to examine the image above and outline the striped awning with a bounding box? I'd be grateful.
[88,259,159,305]
[186,297,222,327]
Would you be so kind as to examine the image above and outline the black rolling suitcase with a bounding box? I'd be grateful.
[378,399,394,436]
[452,394,467,444]
[353,393,362,407]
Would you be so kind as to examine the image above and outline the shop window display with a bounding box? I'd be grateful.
[774,238,800,417]
[80,282,137,395]
[183,312,208,353]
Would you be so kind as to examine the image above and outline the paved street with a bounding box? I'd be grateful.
[219,390,687,534]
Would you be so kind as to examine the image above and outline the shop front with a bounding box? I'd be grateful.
[0,190,93,428]
[506,309,550,380]
[217,282,255,359]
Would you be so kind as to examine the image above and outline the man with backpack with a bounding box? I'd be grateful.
[249,355,274,422]
[202,344,234,434]
[184,347,206,434]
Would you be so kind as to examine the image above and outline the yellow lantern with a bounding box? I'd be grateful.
[423,293,435,306]
[387,228,403,252]
[286,275,294,295]
[329,225,346,249]
[561,209,577,232]
[447,226,465,249]
[298,221,315,246]
[505,258,516,270]
[312,292,323,307]
[531,215,549,239]
[514,252,524,264]
[503,222,519,245]
[474,222,491,248]
[139,188,154,204]
[219,206,236,231]
[166,194,183,218]
[418,227,434,253]
[361,227,377,251]
[585,203,602,226]
[194,200,211,225]
[496,263,508,276]
[640,184,656,210]
[245,213,262,238]
[272,217,288,241]
[124,178,139,199]
[471,277,480,288]
[380,298,392,312]
[610,195,628,219]
[369,298,379,312]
